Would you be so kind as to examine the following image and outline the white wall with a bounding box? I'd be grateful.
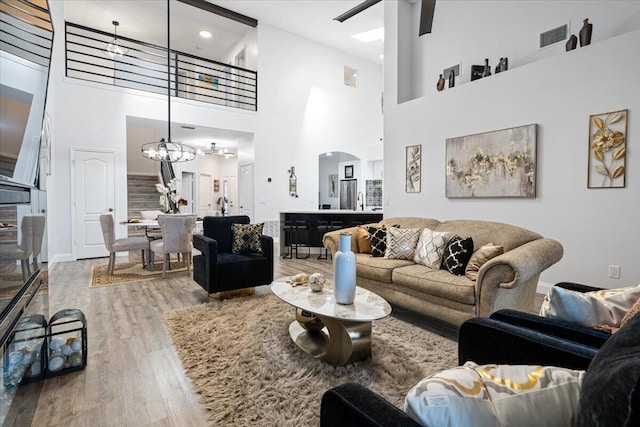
[398,0,640,101]
[220,28,258,71]
[319,157,338,209]
[126,126,160,175]
[253,23,383,223]
[385,1,640,288]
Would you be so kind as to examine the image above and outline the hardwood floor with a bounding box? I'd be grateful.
[6,255,545,426]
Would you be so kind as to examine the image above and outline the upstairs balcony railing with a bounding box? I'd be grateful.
[65,22,257,111]
[0,0,53,68]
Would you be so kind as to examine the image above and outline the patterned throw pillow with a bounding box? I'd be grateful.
[404,362,585,427]
[231,223,264,254]
[413,228,453,269]
[465,243,504,281]
[367,224,399,257]
[385,228,421,260]
[442,236,474,275]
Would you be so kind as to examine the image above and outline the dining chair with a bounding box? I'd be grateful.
[31,215,46,272]
[0,214,46,280]
[150,213,197,278]
[99,214,150,276]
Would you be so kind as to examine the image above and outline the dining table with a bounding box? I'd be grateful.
[120,218,204,238]
[120,218,203,270]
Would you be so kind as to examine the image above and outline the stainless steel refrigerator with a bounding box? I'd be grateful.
[339,179,357,210]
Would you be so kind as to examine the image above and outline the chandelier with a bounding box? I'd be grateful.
[105,21,129,58]
[141,2,196,163]
[197,143,236,159]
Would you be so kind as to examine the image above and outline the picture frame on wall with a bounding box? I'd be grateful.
[445,124,537,198]
[587,109,627,189]
[406,145,421,193]
[344,165,354,179]
[328,174,338,197]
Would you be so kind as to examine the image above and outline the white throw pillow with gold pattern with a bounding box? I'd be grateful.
[404,362,585,427]
[539,283,640,328]
[385,227,421,260]
[413,228,453,269]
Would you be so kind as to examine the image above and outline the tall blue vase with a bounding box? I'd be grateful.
[334,233,356,305]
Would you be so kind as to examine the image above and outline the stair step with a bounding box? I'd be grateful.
[127,175,162,220]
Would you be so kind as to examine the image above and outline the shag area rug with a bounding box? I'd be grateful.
[90,261,188,288]
[163,293,458,426]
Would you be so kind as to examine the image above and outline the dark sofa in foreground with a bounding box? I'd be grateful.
[321,307,640,427]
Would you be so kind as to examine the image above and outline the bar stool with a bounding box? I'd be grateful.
[293,220,310,259]
[282,220,310,259]
[282,220,294,259]
[316,220,343,260]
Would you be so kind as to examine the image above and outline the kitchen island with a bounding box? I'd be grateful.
[279,210,383,258]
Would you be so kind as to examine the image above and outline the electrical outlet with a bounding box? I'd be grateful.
[609,265,621,279]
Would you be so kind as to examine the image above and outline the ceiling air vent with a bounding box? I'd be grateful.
[539,24,568,49]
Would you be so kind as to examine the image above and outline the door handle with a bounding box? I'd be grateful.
[108,208,114,212]
[41,209,46,213]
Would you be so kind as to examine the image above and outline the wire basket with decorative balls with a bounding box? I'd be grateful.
[45,309,87,378]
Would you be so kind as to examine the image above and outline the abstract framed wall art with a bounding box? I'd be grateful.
[198,73,219,89]
[445,124,537,198]
[406,144,421,193]
[587,109,627,188]
[328,174,338,197]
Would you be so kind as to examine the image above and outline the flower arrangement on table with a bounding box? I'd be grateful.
[156,178,178,213]
[177,198,188,207]
[217,196,229,215]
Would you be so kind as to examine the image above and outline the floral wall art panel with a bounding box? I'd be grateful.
[406,144,421,193]
[588,109,627,188]
[446,124,537,198]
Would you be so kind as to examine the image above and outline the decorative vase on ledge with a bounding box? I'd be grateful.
[579,18,592,47]
[334,233,356,305]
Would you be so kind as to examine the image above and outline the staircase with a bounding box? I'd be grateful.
[127,174,161,237]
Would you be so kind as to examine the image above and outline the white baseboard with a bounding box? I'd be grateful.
[537,281,553,295]
[49,253,74,264]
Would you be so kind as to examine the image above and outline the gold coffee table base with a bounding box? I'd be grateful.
[288,310,373,366]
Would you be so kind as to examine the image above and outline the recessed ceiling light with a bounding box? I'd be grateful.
[199,30,212,39]
[351,27,384,43]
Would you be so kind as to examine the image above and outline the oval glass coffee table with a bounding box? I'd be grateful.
[271,278,392,366]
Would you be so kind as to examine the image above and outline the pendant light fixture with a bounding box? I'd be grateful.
[141,1,196,163]
[197,142,236,159]
[105,20,129,58]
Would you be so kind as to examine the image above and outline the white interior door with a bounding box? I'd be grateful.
[223,176,238,215]
[72,149,115,259]
[198,173,213,217]
[181,171,194,213]
[238,163,253,219]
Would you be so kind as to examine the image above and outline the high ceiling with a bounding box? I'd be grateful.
[63,0,384,65]
[64,0,384,148]
[211,0,384,64]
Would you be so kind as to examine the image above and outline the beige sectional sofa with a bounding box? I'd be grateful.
[322,217,563,327]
